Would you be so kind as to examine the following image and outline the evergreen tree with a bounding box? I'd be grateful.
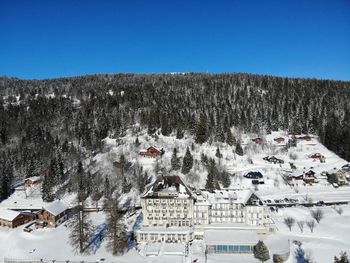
[105,197,128,255]
[215,147,223,158]
[195,114,208,144]
[235,141,244,156]
[181,147,193,174]
[171,148,181,171]
[176,128,184,139]
[134,136,140,147]
[226,131,235,146]
[253,240,270,262]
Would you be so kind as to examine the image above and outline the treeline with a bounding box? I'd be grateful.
[0,73,349,200]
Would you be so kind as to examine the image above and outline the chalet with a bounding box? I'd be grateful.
[244,171,263,179]
[37,200,70,228]
[310,153,322,160]
[263,156,284,164]
[303,170,317,184]
[0,210,33,228]
[274,137,285,144]
[139,146,164,158]
[298,135,312,141]
[24,176,42,187]
[252,138,263,145]
[335,170,348,186]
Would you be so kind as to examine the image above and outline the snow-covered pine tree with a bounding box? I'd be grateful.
[235,141,244,156]
[195,114,208,144]
[171,148,181,171]
[105,197,128,255]
[253,240,270,262]
[215,147,223,158]
[181,147,193,174]
[69,199,93,254]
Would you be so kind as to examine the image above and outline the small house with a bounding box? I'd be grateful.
[274,137,285,144]
[24,176,42,187]
[139,146,164,158]
[244,171,263,179]
[263,156,284,164]
[37,200,70,228]
[0,210,33,228]
[335,170,348,186]
[298,135,312,141]
[252,138,263,145]
[310,153,322,160]
[303,170,317,184]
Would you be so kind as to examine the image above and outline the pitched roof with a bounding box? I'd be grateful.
[143,175,193,198]
[43,200,69,216]
[0,209,21,221]
[25,176,41,183]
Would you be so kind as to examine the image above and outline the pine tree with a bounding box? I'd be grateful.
[176,128,184,139]
[134,136,140,147]
[226,131,235,146]
[41,173,54,202]
[181,147,193,174]
[215,147,223,158]
[171,148,181,171]
[195,114,208,144]
[69,199,93,254]
[253,240,270,262]
[235,141,244,156]
[105,197,128,255]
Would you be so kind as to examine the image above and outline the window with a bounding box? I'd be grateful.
[239,245,251,252]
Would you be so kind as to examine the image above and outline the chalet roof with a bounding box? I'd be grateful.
[142,175,193,199]
[43,200,69,216]
[0,209,21,221]
[147,146,161,152]
[25,176,41,183]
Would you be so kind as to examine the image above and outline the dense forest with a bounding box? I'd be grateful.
[0,73,350,200]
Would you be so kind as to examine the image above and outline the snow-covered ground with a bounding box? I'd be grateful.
[1,130,349,262]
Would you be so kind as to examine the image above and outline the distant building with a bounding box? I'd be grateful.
[244,171,263,179]
[0,210,33,228]
[252,138,263,145]
[24,176,42,187]
[274,137,285,144]
[297,135,312,141]
[36,200,70,228]
[263,156,284,164]
[139,146,164,158]
[310,153,322,160]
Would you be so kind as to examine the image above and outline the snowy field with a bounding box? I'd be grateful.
[1,130,349,262]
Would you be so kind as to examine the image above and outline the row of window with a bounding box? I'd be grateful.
[207,245,253,253]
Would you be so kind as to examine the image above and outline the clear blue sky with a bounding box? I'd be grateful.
[1,0,349,80]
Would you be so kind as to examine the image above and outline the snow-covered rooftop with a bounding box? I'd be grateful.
[43,200,69,216]
[0,209,21,221]
[25,176,41,183]
[201,189,255,205]
[204,230,260,244]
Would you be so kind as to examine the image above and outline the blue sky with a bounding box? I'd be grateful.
[0,0,349,80]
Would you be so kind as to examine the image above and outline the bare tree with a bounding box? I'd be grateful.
[311,209,324,223]
[284,217,295,231]
[306,220,316,233]
[297,221,305,233]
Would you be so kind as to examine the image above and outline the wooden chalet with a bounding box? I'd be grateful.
[297,135,312,141]
[0,210,34,228]
[24,176,42,187]
[37,200,70,228]
[139,146,164,158]
[310,153,322,160]
[274,137,285,144]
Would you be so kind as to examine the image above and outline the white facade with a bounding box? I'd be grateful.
[138,176,268,244]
